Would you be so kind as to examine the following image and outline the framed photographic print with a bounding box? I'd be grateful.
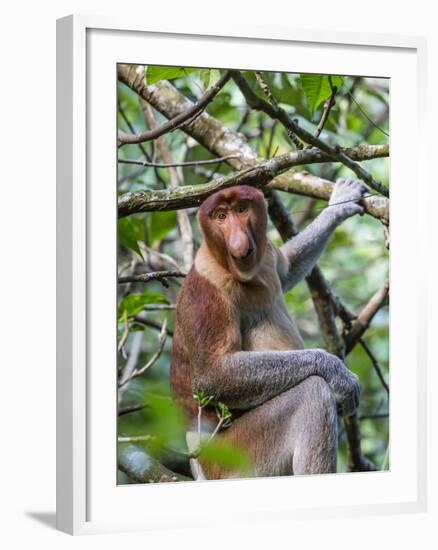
[56,15,427,535]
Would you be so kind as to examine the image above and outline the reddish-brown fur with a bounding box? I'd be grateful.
[170,266,240,427]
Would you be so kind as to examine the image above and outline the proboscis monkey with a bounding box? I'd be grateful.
[171,180,365,478]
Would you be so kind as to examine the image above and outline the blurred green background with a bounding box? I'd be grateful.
[117,67,389,482]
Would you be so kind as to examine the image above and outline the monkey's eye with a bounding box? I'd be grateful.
[215,210,227,221]
[237,205,249,214]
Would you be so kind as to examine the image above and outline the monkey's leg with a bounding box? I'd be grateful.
[288,376,338,475]
[201,375,337,479]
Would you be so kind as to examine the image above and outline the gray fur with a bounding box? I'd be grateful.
[279,178,367,291]
[195,348,360,416]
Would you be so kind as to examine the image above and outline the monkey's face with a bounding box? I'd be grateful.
[198,186,267,282]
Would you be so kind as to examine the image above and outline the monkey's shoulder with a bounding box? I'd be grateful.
[175,266,237,347]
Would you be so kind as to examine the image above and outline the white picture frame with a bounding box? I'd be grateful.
[56,15,428,535]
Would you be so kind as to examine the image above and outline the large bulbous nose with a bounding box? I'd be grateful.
[228,226,250,259]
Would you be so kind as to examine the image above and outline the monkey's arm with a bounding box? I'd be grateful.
[278,179,367,292]
[194,348,359,415]
[177,268,360,416]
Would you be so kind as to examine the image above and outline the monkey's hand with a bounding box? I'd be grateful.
[328,178,367,220]
[321,352,361,416]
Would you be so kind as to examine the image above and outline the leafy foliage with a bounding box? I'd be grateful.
[118,291,169,321]
[145,66,199,85]
[299,74,344,115]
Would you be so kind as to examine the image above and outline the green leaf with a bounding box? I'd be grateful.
[145,66,199,86]
[200,69,222,91]
[215,402,232,420]
[200,69,211,90]
[118,292,169,320]
[118,217,145,255]
[299,74,344,115]
[147,211,177,245]
[193,389,214,408]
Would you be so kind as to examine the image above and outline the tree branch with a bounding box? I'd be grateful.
[118,146,389,222]
[117,66,231,144]
[118,270,186,286]
[344,281,389,354]
[343,414,378,472]
[118,444,190,482]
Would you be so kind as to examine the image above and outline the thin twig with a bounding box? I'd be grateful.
[314,76,338,138]
[118,155,239,169]
[118,330,143,403]
[143,304,176,311]
[294,197,317,227]
[117,315,131,353]
[208,418,224,442]
[133,316,174,337]
[347,90,389,137]
[359,338,390,395]
[118,318,168,388]
[118,403,148,416]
